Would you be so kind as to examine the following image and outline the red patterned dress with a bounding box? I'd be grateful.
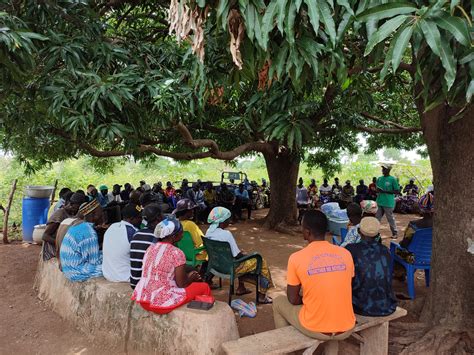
[132,242,211,314]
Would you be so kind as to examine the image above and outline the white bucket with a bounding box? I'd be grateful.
[33,224,47,244]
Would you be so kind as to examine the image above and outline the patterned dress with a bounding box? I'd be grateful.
[132,242,187,309]
[59,222,103,282]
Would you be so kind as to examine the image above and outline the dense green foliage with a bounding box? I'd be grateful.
[0,0,428,176]
[0,154,432,227]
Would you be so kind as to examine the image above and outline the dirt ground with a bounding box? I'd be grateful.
[0,209,426,354]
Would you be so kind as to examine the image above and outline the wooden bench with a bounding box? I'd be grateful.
[222,307,407,355]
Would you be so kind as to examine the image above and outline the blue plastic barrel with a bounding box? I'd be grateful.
[22,197,50,242]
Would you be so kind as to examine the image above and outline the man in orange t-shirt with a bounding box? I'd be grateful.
[273,210,355,340]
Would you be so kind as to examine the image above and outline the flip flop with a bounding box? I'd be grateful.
[235,288,252,296]
[258,296,273,304]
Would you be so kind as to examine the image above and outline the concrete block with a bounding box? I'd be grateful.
[35,258,239,354]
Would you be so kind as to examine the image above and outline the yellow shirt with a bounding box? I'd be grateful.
[181,220,207,260]
[203,190,216,204]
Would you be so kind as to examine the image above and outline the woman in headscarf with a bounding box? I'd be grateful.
[205,207,274,303]
[132,217,211,314]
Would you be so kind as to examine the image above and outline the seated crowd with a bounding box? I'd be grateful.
[42,177,432,342]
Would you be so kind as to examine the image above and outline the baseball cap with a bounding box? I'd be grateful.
[359,217,380,237]
[380,163,393,170]
[99,184,108,191]
[172,198,197,214]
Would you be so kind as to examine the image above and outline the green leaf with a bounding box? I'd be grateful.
[466,79,474,102]
[217,0,231,30]
[432,12,471,47]
[274,43,289,78]
[358,2,417,21]
[364,15,408,55]
[337,12,352,40]
[285,1,297,45]
[439,40,456,90]
[319,0,337,46]
[391,25,413,73]
[246,4,257,41]
[380,26,402,79]
[295,0,303,12]
[420,20,456,89]
[459,51,474,65]
[420,19,442,56]
[277,0,288,34]
[294,126,302,148]
[261,1,277,49]
[336,0,354,15]
[304,0,320,35]
[450,0,460,14]
[287,127,295,148]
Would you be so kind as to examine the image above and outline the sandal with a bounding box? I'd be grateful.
[258,295,273,304]
[235,288,252,296]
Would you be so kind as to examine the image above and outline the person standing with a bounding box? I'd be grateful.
[376,164,400,239]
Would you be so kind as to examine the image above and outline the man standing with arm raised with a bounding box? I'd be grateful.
[376,164,400,239]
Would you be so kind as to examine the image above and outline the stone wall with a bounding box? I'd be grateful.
[35,258,239,354]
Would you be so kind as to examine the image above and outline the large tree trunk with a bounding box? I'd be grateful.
[419,103,474,328]
[262,151,299,229]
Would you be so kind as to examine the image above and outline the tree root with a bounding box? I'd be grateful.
[390,324,474,354]
[262,220,296,235]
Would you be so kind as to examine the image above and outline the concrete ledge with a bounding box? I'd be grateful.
[35,258,239,354]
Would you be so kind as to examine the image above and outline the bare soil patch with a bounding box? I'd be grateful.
[0,210,425,354]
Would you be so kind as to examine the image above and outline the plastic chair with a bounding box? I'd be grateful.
[332,227,348,246]
[176,231,205,268]
[203,237,262,305]
[390,228,432,299]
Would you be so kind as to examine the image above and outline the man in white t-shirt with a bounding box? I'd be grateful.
[102,204,143,282]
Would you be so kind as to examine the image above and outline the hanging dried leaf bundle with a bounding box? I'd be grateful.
[168,0,208,62]
[227,9,244,70]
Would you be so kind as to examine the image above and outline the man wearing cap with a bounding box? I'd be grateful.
[346,217,397,316]
[102,204,143,283]
[376,164,400,238]
[59,199,105,281]
[130,204,163,289]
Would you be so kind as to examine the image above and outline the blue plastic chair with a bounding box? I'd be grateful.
[390,228,432,299]
[332,227,348,246]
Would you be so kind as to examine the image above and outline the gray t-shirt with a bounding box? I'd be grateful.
[204,227,241,257]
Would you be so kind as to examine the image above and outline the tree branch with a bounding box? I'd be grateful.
[360,112,410,129]
[355,125,422,134]
[51,126,272,161]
